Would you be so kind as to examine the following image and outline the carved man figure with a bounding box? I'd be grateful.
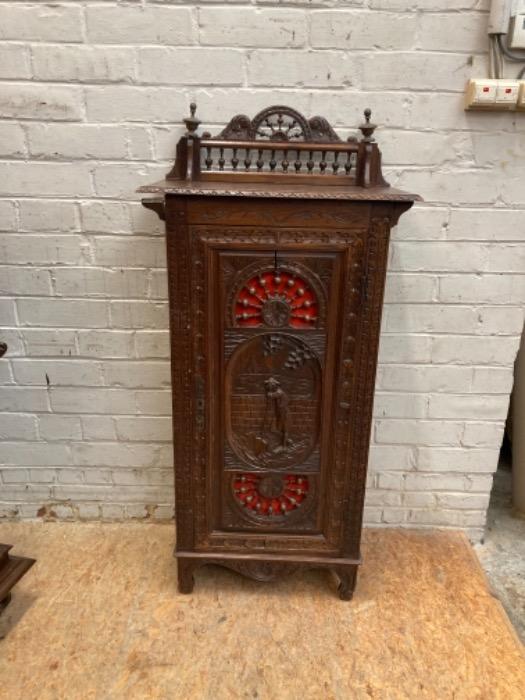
[263,376,289,449]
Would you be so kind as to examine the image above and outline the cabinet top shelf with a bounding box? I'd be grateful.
[138,179,421,203]
[138,103,421,198]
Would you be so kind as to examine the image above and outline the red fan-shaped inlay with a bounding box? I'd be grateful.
[233,473,309,517]
[235,271,318,328]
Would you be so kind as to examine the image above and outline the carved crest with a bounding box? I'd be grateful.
[215,105,342,143]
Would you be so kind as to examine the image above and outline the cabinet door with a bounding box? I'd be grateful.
[190,226,369,556]
[220,251,333,536]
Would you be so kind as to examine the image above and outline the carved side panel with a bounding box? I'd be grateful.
[165,202,195,551]
[343,216,392,556]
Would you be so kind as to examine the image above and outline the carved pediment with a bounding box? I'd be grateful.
[215,105,345,143]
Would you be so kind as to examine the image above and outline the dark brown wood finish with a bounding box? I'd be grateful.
[140,104,420,599]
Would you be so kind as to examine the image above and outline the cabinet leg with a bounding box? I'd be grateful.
[177,559,195,594]
[335,566,357,601]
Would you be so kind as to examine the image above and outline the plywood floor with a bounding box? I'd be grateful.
[0,522,523,700]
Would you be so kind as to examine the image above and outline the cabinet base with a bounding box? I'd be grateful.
[176,553,359,601]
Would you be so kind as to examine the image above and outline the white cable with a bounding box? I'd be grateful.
[496,36,504,77]
[489,35,503,78]
[497,33,525,61]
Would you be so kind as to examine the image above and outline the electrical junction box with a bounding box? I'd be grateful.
[465,79,521,110]
[509,1,525,48]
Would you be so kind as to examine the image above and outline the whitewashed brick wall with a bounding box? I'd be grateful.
[0,0,524,541]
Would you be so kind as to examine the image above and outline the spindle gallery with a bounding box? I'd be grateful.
[140,104,420,599]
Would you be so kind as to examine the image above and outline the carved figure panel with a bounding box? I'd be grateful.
[225,333,321,470]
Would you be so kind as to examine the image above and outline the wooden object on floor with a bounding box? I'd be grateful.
[0,543,35,613]
[139,104,421,599]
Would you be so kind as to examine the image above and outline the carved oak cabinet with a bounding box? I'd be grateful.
[140,105,420,599]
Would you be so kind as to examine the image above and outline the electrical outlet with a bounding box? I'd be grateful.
[465,79,521,110]
[465,79,497,109]
[495,80,521,103]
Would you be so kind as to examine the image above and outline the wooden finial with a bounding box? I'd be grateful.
[183,102,201,135]
[359,108,377,142]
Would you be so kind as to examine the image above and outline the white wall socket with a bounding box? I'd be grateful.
[465,79,522,110]
[496,80,521,103]
[465,79,498,108]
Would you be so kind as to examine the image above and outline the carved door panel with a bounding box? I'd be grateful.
[197,233,367,554]
[220,251,330,537]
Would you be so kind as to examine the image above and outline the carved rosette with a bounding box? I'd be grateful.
[232,473,309,519]
[234,268,319,329]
